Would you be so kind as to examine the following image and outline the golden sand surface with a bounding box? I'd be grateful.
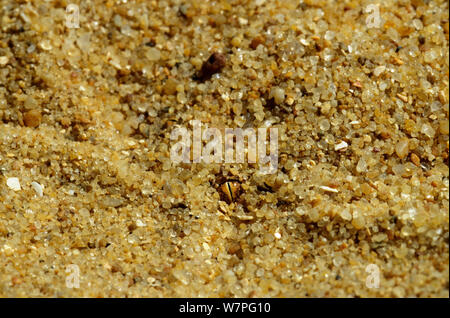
[0,0,448,297]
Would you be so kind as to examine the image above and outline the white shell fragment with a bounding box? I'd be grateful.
[6,177,21,191]
[334,141,349,151]
[319,185,339,193]
[236,214,254,221]
[31,181,44,197]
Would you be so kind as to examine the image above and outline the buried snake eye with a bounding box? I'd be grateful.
[220,181,240,203]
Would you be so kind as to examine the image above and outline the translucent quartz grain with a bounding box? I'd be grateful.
[395,139,409,159]
[145,47,161,61]
[421,123,436,138]
[356,158,367,173]
[318,118,330,131]
[373,66,386,76]
[271,87,285,105]
[0,56,8,66]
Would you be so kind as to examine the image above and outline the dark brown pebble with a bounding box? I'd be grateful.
[228,243,241,254]
[23,109,42,128]
[111,264,123,273]
[228,243,244,259]
[128,222,138,232]
[198,52,226,81]
[250,35,265,50]
[418,35,426,45]
[145,39,156,47]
